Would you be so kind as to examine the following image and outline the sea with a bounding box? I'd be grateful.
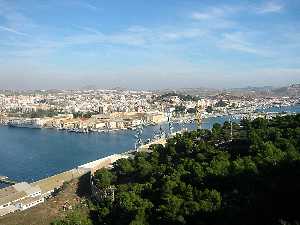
[0,105,299,188]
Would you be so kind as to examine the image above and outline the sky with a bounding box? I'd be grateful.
[0,0,300,90]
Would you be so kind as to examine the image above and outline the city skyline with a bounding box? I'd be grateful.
[0,0,300,89]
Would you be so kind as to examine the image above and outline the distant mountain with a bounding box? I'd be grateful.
[158,84,300,97]
[80,85,98,90]
[158,87,220,97]
[226,84,300,97]
[229,86,273,92]
[272,84,300,96]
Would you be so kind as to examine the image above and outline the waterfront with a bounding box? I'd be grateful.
[0,117,222,186]
[0,105,299,188]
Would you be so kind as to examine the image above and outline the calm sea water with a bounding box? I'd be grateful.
[0,105,299,188]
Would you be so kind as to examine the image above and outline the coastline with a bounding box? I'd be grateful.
[1,107,298,134]
[0,107,299,217]
[0,105,299,184]
[0,137,167,217]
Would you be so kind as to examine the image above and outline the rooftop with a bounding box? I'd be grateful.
[0,205,18,217]
[15,195,43,206]
[0,182,42,206]
[0,189,26,206]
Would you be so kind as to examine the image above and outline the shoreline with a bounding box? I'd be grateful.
[0,108,299,217]
[1,103,299,133]
[0,106,299,187]
[0,136,168,217]
[0,135,168,189]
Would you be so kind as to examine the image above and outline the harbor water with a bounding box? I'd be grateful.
[0,105,299,188]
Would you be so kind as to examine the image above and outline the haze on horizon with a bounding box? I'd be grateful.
[0,0,300,90]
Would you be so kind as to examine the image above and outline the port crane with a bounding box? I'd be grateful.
[134,125,143,151]
[195,103,204,129]
[167,111,174,136]
[230,119,233,140]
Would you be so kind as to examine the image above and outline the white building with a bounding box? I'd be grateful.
[0,182,44,217]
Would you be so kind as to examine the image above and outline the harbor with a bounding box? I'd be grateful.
[0,105,299,187]
[0,106,299,217]
[1,106,298,217]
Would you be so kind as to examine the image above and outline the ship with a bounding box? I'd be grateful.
[8,119,42,129]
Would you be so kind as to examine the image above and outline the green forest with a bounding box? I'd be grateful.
[53,114,300,225]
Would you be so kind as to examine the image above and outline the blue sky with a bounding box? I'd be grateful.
[0,0,299,89]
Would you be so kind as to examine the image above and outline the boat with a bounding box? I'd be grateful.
[8,119,42,129]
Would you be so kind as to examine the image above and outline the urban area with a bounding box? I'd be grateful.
[0,85,299,133]
[0,84,299,221]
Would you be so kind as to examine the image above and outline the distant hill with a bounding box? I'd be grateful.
[158,84,300,97]
[272,84,300,96]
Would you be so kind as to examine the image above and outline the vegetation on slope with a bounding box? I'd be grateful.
[53,114,300,225]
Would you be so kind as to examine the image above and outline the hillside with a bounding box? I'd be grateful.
[158,84,300,97]
[52,114,300,225]
[272,84,300,96]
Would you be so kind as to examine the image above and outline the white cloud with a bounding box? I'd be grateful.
[63,32,146,47]
[160,29,207,41]
[192,2,284,19]
[189,6,239,32]
[0,25,29,36]
[73,1,99,11]
[256,1,284,13]
[62,25,209,48]
[190,5,241,21]
[0,1,293,64]
[0,0,37,37]
[191,12,213,20]
[81,3,98,11]
[218,32,270,56]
